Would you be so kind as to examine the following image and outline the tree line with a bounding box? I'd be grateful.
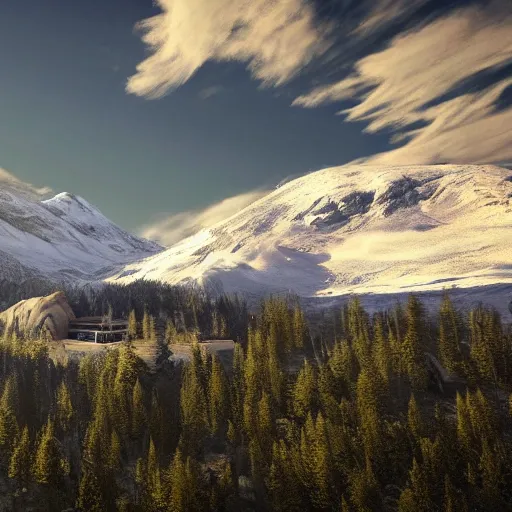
[0,292,512,510]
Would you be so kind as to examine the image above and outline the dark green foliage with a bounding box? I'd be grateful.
[0,290,511,511]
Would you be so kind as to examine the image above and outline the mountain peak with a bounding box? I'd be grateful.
[43,191,98,213]
[109,164,512,311]
[0,187,162,284]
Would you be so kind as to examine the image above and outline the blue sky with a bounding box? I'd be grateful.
[0,0,510,242]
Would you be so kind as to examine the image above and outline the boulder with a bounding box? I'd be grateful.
[0,291,75,340]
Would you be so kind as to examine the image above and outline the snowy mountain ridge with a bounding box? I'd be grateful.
[108,164,512,311]
[0,186,162,283]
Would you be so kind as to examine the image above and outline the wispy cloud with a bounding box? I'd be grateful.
[139,189,269,246]
[294,1,512,164]
[198,85,225,100]
[128,0,512,166]
[126,0,331,99]
[0,168,52,197]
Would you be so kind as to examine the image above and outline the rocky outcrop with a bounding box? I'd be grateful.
[377,176,438,216]
[310,191,375,229]
[0,291,75,340]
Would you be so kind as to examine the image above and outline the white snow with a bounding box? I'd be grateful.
[109,164,512,303]
[0,187,162,282]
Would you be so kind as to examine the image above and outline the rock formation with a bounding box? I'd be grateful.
[0,291,75,340]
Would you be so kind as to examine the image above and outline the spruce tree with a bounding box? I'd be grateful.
[8,426,32,484]
[149,315,157,342]
[32,418,69,485]
[128,310,138,340]
[292,306,307,349]
[56,380,73,433]
[142,309,151,342]
[107,429,121,473]
[165,319,177,344]
[456,392,473,462]
[479,438,501,508]
[180,358,208,456]
[77,465,105,512]
[407,394,423,441]
[373,314,391,387]
[402,295,428,390]
[132,378,147,438]
[208,355,228,436]
[356,367,383,462]
[438,292,463,374]
[147,437,166,509]
[0,375,19,454]
[292,359,317,420]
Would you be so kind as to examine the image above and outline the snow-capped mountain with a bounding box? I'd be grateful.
[0,186,162,283]
[109,164,512,311]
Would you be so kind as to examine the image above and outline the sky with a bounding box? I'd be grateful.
[0,0,511,245]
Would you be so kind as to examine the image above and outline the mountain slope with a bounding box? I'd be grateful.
[0,187,162,283]
[109,164,512,304]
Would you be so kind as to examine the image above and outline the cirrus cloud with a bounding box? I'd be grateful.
[0,168,52,198]
[128,0,512,167]
[294,1,512,164]
[139,189,269,246]
[126,0,332,99]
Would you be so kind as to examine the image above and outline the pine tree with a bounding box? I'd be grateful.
[479,438,501,508]
[267,440,301,511]
[168,448,202,512]
[257,391,274,461]
[8,426,31,484]
[32,418,69,485]
[348,298,372,368]
[402,295,428,390]
[467,388,496,445]
[356,367,383,462]
[146,437,166,509]
[180,357,208,456]
[56,380,73,433]
[266,325,285,408]
[142,309,151,342]
[456,392,473,462]
[77,465,105,512]
[438,292,463,374]
[469,307,497,384]
[107,429,121,473]
[208,355,228,435]
[132,378,147,438]
[149,315,157,342]
[231,343,245,435]
[407,394,423,441]
[165,319,177,344]
[292,306,307,349]
[310,413,333,509]
[329,340,358,399]
[114,344,140,436]
[292,359,317,420]
[399,457,434,512]
[373,314,391,387]
[128,310,138,340]
[169,450,189,512]
[0,375,19,453]
[350,456,381,511]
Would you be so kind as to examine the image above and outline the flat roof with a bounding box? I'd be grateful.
[68,328,128,334]
[70,317,128,326]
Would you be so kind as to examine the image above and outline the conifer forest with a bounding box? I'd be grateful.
[1,281,512,511]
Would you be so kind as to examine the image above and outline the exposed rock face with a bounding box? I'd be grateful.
[310,191,375,229]
[0,291,75,339]
[376,176,438,216]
